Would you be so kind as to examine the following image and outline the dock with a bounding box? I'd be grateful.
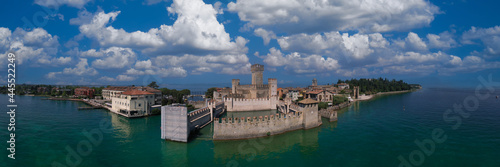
[78,106,103,110]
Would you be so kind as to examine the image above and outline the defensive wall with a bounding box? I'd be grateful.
[318,102,351,122]
[214,100,322,140]
[224,97,277,112]
[213,112,304,140]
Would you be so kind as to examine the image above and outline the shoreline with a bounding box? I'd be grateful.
[354,88,421,101]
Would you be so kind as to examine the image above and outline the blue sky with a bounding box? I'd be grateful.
[1,0,500,89]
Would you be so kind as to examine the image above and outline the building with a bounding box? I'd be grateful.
[305,89,337,102]
[214,64,277,100]
[111,89,155,117]
[75,87,95,98]
[312,78,318,86]
[286,90,300,101]
[229,64,277,99]
[103,86,161,105]
[337,83,350,89]
[219,64,279,112]
[37,87,49,94]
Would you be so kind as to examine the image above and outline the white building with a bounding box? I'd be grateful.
[111,90,155,117]
[286,90,300,101]
[103,86,162,105]
[337,83,350,90]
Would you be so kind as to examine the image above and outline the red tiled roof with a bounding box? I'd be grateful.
[298,98,318,104]
[307,90,323,94]
[121,90,154,95]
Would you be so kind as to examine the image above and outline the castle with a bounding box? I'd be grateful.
[230,64,277,99]
[214,64,278,111]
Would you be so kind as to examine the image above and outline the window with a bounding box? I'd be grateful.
[138,103,141,107]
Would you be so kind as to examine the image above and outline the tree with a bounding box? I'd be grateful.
[205,87,217,99]
[148,81,159,89]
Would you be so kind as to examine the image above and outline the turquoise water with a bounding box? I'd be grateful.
[1,88,500,166]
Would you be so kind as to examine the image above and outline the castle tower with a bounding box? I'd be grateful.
[268,78,277,97]
[232,79,240,94]
[298,98,321,129]
[312,78,318,86]
[251,64,264,85]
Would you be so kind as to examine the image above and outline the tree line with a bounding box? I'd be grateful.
[338,78,420,95]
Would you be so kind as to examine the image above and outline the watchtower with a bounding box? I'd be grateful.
[251,64,264,85]
[312,78,318,86]
[232,79,240,94]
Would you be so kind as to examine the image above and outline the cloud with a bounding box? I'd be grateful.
[262,47,340,74]
[99,75,136,82]
[427,31,457,49]
[74,0,248,56]
[81,47,137,69]
[404,32,428,52]
[152,53,251,75]
[254,28,276,45]
[462,26,500,56]
[228,0,439,34]
[34,0,92,8]
[262,29,500,76]
[0,27,65,67]
[47,58,98,78]
[125,66,188,78]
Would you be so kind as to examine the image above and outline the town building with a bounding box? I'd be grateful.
[75,87,95,98]
[111,89,155,117]
[286,90,300,101]
[103,86,161,105]
[37,87,49,94]
[305,89,337,102]
[337,83,350,89]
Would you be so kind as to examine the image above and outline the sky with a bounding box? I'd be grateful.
[1,0,500,89]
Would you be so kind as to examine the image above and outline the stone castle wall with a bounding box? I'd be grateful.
[224,97,277,111]
[318,102,351,122]
[213,112,304,140]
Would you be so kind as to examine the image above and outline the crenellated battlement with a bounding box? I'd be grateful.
[224,97,272,102]
[187,107,210,118]
[215,112,302,124]
[214,111,305,140]
[251,64,264,72]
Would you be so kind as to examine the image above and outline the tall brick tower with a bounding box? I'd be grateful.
[251,64,264,85]
[312,78,318,86]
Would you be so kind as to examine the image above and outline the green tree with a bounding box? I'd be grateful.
[148,81,159,89]
[318,102,329,110]
[205,87,217,99]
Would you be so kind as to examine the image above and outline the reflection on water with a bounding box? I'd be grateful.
[111,112,132,139]
[213,122,323,166]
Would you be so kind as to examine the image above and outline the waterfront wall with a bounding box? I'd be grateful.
[318,102,351,122]
[224,97,277,111]
[161,105,189,142]
[318,108,337,122]
[162,101,225,142]
[213,112,304,140]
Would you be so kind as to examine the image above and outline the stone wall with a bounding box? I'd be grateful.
[318,108,337,122]
[161,105,189,142]
[318,102,351,122]
[213,112,304,140]
[224,97,277,111]
[161,101,225,142]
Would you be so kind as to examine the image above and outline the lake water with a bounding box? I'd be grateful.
[1,87,500,166]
